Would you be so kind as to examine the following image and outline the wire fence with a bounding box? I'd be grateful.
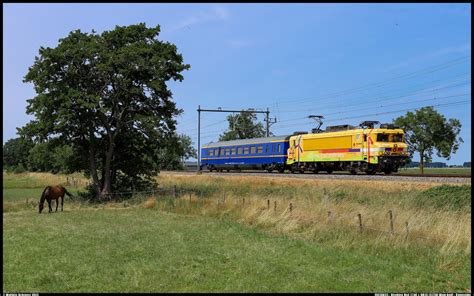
[59,177,463,246]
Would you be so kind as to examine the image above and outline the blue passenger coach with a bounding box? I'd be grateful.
[201,136,291,172]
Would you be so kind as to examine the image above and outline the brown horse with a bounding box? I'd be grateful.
[39,185,73,213]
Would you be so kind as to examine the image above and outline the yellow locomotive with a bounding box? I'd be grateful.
[286,121,409,174]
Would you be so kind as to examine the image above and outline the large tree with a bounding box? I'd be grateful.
[394,106,462,174]
[19,23,190,198]
[219,112,268,141]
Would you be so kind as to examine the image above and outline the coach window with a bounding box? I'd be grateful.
[278,144,281,153]
[257,146,263,154]
[209,149,214,156]
[214,148,219,156]
[250,146,256,154]
[231,148,237,155]
[238,147,243,154]
[243,147,249,154]
[225,148,230,155]
[265,145,269,154]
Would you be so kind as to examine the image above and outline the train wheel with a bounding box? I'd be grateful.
[267,169,273,173]
[313,169,319,174]
[350,169,357,175]
[278,167,285,173]
[326,169,333,174]
[383,169,392,175]
[366,169,376,175]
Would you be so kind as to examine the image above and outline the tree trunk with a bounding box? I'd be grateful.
[100,140,115,200]
[419,150,424,175]
[88,142,100,196]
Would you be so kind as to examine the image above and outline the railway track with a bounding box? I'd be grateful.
[163,170,471,184]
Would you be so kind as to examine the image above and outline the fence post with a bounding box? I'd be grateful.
[242,198,245,206]
[274,200,277,212]
[267,199,270,210]
[289,202,293,213]
[357,213,363,232]
[327,211,332,223]
[405,221,409,240]
[388,210,394,234]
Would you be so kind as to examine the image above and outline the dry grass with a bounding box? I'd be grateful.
[154,173,471,255]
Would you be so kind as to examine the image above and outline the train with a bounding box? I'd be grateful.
[200,121,409,175]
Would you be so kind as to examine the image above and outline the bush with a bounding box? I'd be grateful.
[13,164,27,174]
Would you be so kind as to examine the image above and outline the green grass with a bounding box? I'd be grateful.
[414,185,472,212]
[3,208,470,293]
[396,167,471,175]
[3,171,471,292]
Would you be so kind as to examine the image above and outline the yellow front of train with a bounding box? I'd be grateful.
[365,128,409,173]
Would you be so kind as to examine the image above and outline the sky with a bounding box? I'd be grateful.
[3,3,471,165]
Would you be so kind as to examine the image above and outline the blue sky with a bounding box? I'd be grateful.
[3,3,471,164]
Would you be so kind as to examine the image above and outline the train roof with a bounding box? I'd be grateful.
[203,135,291,148]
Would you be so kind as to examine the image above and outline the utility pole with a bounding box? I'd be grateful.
[265,108,270,137]
[264,109,277,137]
[197,105,201,173]
[196,107,272,172]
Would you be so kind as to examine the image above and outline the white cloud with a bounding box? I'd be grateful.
[165,5,230,34]
[227,38,251,49]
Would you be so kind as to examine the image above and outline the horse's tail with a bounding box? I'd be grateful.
[61,186,74,199]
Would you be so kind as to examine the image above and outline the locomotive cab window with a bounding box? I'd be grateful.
[377,134,389,142]
[391,134,403,142]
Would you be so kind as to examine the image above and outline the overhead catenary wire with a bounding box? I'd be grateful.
[274,91,471,126]
[252,55,471,109]
[270,99,471,131]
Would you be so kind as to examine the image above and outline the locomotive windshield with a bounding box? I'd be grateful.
[376,133,404,142]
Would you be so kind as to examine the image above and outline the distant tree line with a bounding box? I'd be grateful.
[3,134,196,174]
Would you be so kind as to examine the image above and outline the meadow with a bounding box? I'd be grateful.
[3,171,471,292]
[396,167,471,175]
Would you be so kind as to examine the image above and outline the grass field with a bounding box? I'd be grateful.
[396,167,471,175]
[3,171,471,292]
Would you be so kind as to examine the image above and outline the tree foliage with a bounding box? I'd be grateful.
[219,112,268,141]
[394,106,463,174]
[19,23,190,198]
[3,137,34,171]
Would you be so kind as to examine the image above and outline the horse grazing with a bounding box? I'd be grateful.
[39,185,73,213]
